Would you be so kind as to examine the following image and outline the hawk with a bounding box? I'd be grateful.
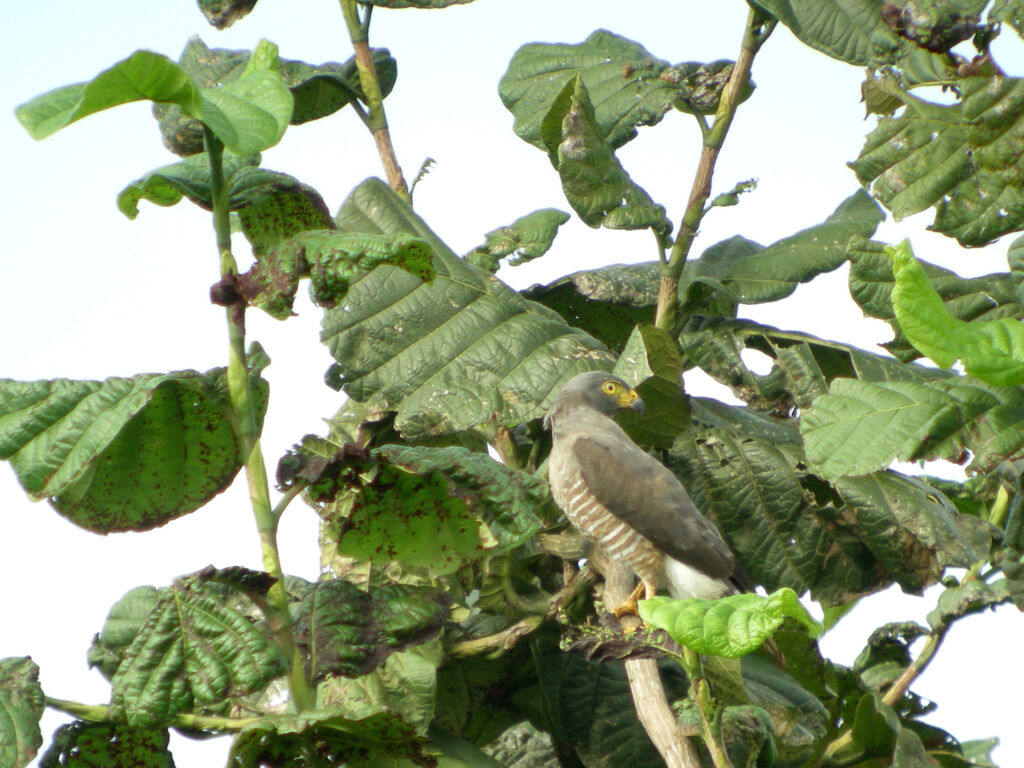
[545,371,754,614]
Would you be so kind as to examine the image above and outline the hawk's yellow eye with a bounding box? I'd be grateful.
[601,380,619,395]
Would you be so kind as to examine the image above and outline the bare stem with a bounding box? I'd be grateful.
[339,0,409,200]
[604,562,701,768]
[654,9,775,332]
[204,127,314,713]
[46,696,260,731]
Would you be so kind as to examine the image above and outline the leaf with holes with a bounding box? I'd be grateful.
[500,30,751,152]
[292,579,448,681]
[108,569,284,727]
[322,178,613,439]
[318,444,546,574]
[0,657,44,768]
[465,208,570,272]
[523,262,660,352]
[39,722,173,768]
[850,78,1024,246]
[229,710,431,768]
[0,357,268,533]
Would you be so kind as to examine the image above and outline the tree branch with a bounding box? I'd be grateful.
[603,561,701,768]
[339,0,409,200]
[654,9,775,332]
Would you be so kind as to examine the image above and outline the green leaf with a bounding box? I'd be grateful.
[500,31,750,151]
[613,324,690,448]
[850,78,1024,246]
[282,48,397,125]
[891,241,1024,385]
[88,586,163,680]
[233,167,335,255]
[851,693,901,756]
[749,0,902,65]
[322,178,614,439]
[465,208,570,272]
[682,190,884,306]
[0,361,268,533]
[39,722,173,768]
[293,579,448,681]
[523,261,660,352]
[243,230,435,319]
[16,51,202,140]
[318,444,546,574]
[848,237,1024,362]
[545,76,671,239]
[117,151,260,218]
[229,710,431,768]
[959,737,1000,768]
[17,40,293,155]
[319,642,442,736]
[926,579,1011,629]
[109,568,284,727]
[639,589,820,658]
[680,316,951,415]
[0,658,44,768]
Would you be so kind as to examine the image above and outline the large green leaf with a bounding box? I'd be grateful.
[800,375,1024,478]
[639,589,820,658]
[292,579,448,681]
[542,76,671,239]
[523,262,660,352]
[319,642,442,737]
[667,427,979,604]
[465,208,570,273]
[17,40,293,155]
[108,568,284,727]
[850,77,1024,246]
[0,359,268,533]
[612,324,690,449]
[317,444,546,575]
[0,658,44,768]
[500,30,751,151]
[682,190,884,306]
[88,586,163,680]
[749,0,901,65]
[848,237,1024,362]
[39,722,173,768]
[152,37,396,155]
[680,316,951,415]
[243,230,436,319]
[117,151,260,218]
[891,241,1024,385]
[322,178,614,438]
[229,710,431,768]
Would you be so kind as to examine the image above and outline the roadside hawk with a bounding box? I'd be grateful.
[545,371,754,613]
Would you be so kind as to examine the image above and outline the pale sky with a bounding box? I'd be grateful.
[2,1,1021,765]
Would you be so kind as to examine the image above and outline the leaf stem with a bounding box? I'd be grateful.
[45,696,260,731]
[694,676,735,768]
[204,127,314,713]
[339,0,409,200]
[654,8,775,333]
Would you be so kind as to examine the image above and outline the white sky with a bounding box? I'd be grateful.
[2,1,1021,765]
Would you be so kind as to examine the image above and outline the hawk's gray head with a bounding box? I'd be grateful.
[546,371,644,427]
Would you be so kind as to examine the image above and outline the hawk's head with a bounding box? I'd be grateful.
[547,371,644,424]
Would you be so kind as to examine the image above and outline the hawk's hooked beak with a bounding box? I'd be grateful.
[618,388,645,414]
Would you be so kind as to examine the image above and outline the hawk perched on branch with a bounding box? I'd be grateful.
[545,371,754,614]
